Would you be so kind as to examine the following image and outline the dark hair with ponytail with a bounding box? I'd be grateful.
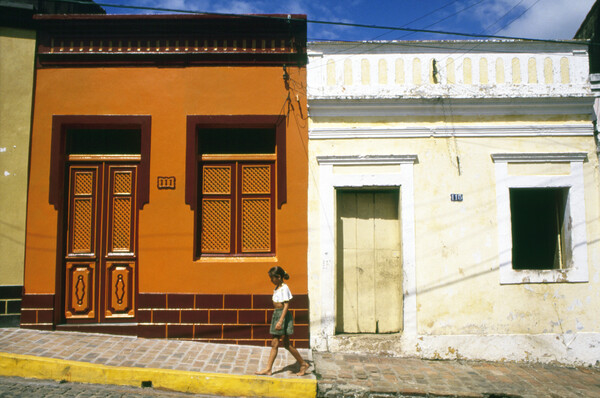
[268,266,289,280]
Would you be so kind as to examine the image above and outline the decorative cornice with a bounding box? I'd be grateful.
[308,97,595,117]
[491,152,588,163]
[317,155,418,165]
[309,124,594,139]
[35,14,307,67]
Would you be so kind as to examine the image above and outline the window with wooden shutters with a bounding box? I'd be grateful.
[197,128,276,257]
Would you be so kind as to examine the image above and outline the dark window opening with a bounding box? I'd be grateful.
[510,187,569,270]
[67,129,141,155]
[198,128,275,155]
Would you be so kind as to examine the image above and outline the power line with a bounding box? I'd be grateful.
[489,0,543,36]
[389,0,486,41]
[49,0,590,46]
[480,0,528,35]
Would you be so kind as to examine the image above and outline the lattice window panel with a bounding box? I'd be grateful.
[241,198,271,252]
[203,166,231,194]
[73,198,93,252]
[112,197,131,251]
[241,165,271,194]
[113,172,132,194]
[201,199,231,253]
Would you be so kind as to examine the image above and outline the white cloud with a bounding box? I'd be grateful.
[493,0,595,39]
[212,1,266,14]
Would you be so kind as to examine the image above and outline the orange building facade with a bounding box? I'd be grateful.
[21,14,309,347]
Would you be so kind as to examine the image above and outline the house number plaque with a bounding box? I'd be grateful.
[157,176,176,190]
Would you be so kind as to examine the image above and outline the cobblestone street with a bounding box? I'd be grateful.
[0,376,229,398]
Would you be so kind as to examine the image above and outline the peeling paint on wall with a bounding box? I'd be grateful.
[308,41,600,366]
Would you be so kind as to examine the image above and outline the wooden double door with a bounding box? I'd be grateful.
[336,190,403,334]
[63,161,138,323]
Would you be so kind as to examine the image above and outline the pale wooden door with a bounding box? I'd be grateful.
[336,190,402,333]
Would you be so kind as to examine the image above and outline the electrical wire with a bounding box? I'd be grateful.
[479,0,527,35]
[47,0,590,46]
[397,0,487,41]
[363,0,464,41]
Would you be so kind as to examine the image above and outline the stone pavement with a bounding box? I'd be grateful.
[0,328,315,397]
[0,375,224,397]
[314,351,600,398]
[0,328,599,398]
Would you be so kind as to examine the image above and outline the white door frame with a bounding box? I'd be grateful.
[315,155,418,346]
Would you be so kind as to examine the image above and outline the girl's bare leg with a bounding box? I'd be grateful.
[282,336,310,376]
[255,337,280,375]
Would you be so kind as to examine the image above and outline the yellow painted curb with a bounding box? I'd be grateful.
[0,352,316,398]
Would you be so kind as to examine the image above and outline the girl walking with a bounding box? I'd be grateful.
[255,266,310,376]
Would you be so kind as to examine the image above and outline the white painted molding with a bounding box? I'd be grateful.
[316,155,418,165]
[308,97,595,117]
[493,155,589,284]
[491,152,588,163]
[320,332,600,366]
[310,125,593,139]
[314,155,418,349]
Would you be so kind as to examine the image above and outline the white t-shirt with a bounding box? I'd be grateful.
[272,283,293,303]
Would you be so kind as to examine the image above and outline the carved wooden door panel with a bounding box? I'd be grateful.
[64,163,138,323]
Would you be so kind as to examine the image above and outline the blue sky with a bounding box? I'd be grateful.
[97,0,596,41]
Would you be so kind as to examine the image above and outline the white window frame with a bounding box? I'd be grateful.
[492,152,589,284]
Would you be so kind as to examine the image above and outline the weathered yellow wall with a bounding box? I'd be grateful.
[0,28,36,286]
[308,115,600,336]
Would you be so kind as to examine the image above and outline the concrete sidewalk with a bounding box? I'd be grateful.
[1,328,600,398]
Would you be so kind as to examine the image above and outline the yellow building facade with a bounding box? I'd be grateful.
[0,23,36,326]
[307,40,600,365]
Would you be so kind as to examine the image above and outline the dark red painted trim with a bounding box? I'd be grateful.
[167,294,194,309]
[185,115,287,210]
[275,118,287,208]
[37,54,306,68]
[35,14,307,68]
[21,294,55,309]
[224,294,252,309]
[138,324,166,339]
[56,324,138,336]
[138,293,167,309]
[49,115,151,210]
[21,324,54,331]
[34,14,307,22]
[36,291,309,344]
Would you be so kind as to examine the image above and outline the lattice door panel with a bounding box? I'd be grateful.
[107,167,137,254]
[67,167,99,256]
[241,165,271,194]
[105,262,135,318]
[203,165,232,194]
[65,262,96,319]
